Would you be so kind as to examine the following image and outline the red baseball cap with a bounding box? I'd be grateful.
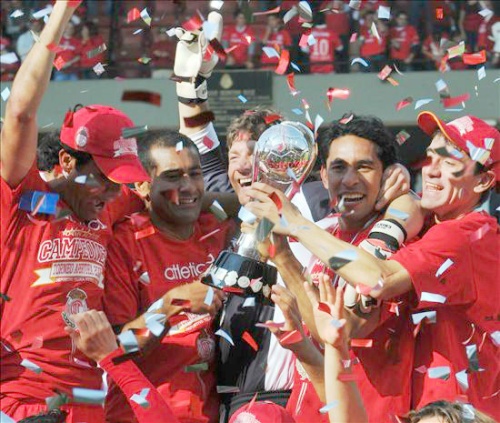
[417,111,500,183]
[229,402,296,423]
[60,105,150,184]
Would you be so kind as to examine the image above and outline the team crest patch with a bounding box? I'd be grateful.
[61,288,88,328]
[75,127,89,148]
[196,331,216,362]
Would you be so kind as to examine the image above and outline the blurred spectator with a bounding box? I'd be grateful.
[447,30,468,70]
[16,18,43,62]
[422,28,450,70]
[84,0,113,23]
[2,0,33,41]
[477,3,499,67]
[321,0,351,73]
[389,11,419,71]
[486,19,500,68]
[222,9,256,69]
[150,27,175,79]
[260,14,292,70]
[429,0,458,35]
[306,15,343,74]
[79,21,105,79]
[0,33,19,81]
[52,21,81,81]
[359,10,388,72]
[458,0,483,52]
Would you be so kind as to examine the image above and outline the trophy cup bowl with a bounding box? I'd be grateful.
[202,122,317,300]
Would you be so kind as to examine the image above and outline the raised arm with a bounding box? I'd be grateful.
[1,1,77,188]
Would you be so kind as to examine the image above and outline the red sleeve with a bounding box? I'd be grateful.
[100,348,180,423]
[284,30,292,46]
[391,221,476,309]
[103,222,142,326]
[107,185,145,225]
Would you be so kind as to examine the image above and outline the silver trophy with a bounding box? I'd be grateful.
[202,122,317,300]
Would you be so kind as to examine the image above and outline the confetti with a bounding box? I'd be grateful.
[420,292,446,304]
[427,366,450,380]
[127,7,141,23]
[185,362,209,372]
[351,339,373,348]
[134,226,155,240]
[286,73,300,96]
[72,387,106,405]
[133,28,143,35]
[122,90,161,106]
[278,329,303,346]
[327,88,350,101]
[122,125,148,138]
[210,0,224,10]
[217,385,240,393]
[435,258,454,277]
[351,57,369,67]
[215,329,234,346]
[131,388,150,408]
[387,207,410,220]
[145,313,166,337]
[238,94,248,103]
[147,298,163,312]
[371,22,381,42]
[238,206,257,224]
[255,321,285,330]
[314,114,324,136]
[243,297,256,307]
[447,42,465,59]
[183,111,215,128]
[32,6,53,19]
[455,369,469,391]
[291,108,303,115]
[204,287,214,306]
[350,32,358,43]
[470,223,490,242]
[386,77,399,86]
[0,412,17,423]
[478,8,494,19]
[328,249,358,270]
[396,97,413,111]
[319,401,339,414]
[435,79,449,96]
[118,330,140,353]
[466,344,479,371]
[412,310,437,325]
[137,57,151,65]
[442,93,470,108]
[264,114,281,124]
[53,55,66,71]
[209,200,228,221]
[436,7,443,19]
[21,358,43,374]
[10,9,24,18]
[490,331,500,347]
[242,331,259,351]
[140,8,152,26]
[1,87,10,102]
[262,47,280,59]
[275,50,290,75]
[290,62,301,72]
[415,98,433,110]
[378,5,391,20]
[378,65,393,80]
[253,6,281,16]
[86,43,107,59]
[284,6,299,24]
[395,130,411,146]
[93,62,105,76]
[463,50,486,65]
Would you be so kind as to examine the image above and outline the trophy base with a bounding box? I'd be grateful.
[201,250,277,300]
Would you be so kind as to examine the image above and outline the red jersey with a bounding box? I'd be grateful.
[478,17,499,52]
[103,212,234,423]
[79,34,106,68]
[389,25,419,60]
[360,24,387,57]
[56,35,81,73]
[289,214,414,423]
[322,1,350,36]
[223,24,256,65]
[392,212,500,420]
[309,26,342,74]
[0,169,138,415]
[260,29,292,68]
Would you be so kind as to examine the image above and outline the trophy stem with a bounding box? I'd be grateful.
[235,232,263,261]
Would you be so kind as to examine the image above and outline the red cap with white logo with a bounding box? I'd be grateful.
[229,402,296,423]
[60,105,150,184]
[417,111,500,184]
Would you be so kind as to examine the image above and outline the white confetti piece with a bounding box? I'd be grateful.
[131,388,150,408]
[1,411,17,423]
[478,8,494,19]
[238,206,257,224]
[351,57,369,67]
[145,313,166,337]
[118,330,140,353]
[243,297,256,308]
[314,114,324,135]
[427,366,450,380]
[291,108,303,115]
[204,287,214,306]
[133,28,143,35]
[93,62,105,76]
[210,1,224,10]
[262,47,280,59]
[1,87,10,102]
[238,94,248,103]
[283,6,298,24]
[319,400,339,414]
[414,98,433,110]
[435,79,448,93]
[491,331,500,347]
[140,8,151,26]
[0,52,19,65]
[420,292,446,304]
[72,387,106,405]
[21,358,42,374]
[10,9,24,18]
[370,22,380,42]
[455,369,469,391]
[387,208,410,220]
[215,329,234,346]
[412,310,437,324]
[435,258,454,277]
[477,66,486,81]
[147,297,163,312]
[32,5,53,19]
[377,5,391,19]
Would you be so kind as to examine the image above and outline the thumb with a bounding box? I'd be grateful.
[303,282,319,307]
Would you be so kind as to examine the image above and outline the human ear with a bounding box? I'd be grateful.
[59,150,77,175]
[473,170,495,195]
[320,165,329,190]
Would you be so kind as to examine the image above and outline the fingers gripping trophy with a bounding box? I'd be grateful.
[202,122,317,300]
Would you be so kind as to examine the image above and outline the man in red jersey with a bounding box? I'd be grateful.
[246,112,500,421]
[0,2,149,422]
[103,130,234,423]
[260,14,292,70]
[52,21,81,81]
[306,15,343,74]
[359,10,388,72]
[222,9,256,69]
[389,11,420,71]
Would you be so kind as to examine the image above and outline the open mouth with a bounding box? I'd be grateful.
[340,193,365,204]
[238,177,252,188]
[425,182,443,191]
[178,197,198,206]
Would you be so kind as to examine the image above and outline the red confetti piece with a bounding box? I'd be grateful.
[442,93,470,108]
[202,136,214,149]
[198,228,221,242]
[127,7,141,23]
[436,7,443,19]
[134,226,156,240]
[350,33,358,43]
[253,6,281,16]
[327,87,350,102]
[171,299,191,307]
[317,302,332,314]
[286,73,299,96]
[278,330,303,346]
[53,56,66,71]
[268,192,282,212]
[242,331,259,351]
[414,365,427,374]
[378,65,393,80]
[396,97,413,111]
[338,373,361,382]
[268,243,276,258]
[46,43,65,54]
[275,50,290,75]
[470,223,490,242]
[182,13,203,31]
[386,76,400,86]
[462,50,486,65]
[247,393,258,411]
[184,111,215,128]
[388,302,400,315]
[264,114,281,125]
[299,30,312,48]
[339,114,354,124]
[222,286,245,294]
[351,338,373,348]
[122,90,162,106]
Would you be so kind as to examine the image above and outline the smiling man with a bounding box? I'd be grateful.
[0,3,150,422]
[103,130,234,423]
[245,112,500,420]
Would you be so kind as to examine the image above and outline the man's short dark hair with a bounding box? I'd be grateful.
[316,113,399,169]
[18,409,68,423]
[137,129,199,175]
[37,130,93,171]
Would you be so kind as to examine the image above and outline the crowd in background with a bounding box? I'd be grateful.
[1,0,499,81]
